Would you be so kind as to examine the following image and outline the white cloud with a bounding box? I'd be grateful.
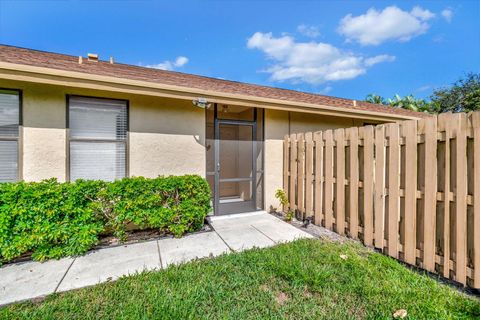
[145,56,189,70]
[441,8,453,23]
[247,32,395,84]
[411,6,435,20]
[338,6,435,45]
[297,24,320,38]
[364,54,396,66]
[174,56,189,67]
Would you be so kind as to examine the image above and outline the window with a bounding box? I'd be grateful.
[68,96,128,181]
[0,89,20,182]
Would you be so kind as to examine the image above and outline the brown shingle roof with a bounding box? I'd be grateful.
[0,45,427,118]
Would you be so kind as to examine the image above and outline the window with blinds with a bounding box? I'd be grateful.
[0,89,20,182]
[68,96,128,181]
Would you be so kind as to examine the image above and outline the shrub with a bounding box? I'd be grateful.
[93,175,211,240]
[0,175,211,264]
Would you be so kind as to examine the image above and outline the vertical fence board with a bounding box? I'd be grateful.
[283,134,290,211]
[472,112,480,288]
[314,131,324,225]
[403,120,418,265]
[363,126,374,246]
[335,129,346,235]
[423,117,438,272]
[455,114,468,284]
[348,127,359,239]
[297,133,305,219]
[324,130,334,229]
[283,112,479,288]
[374,125,386,250]
[305,132,314,218]
[289,134,297,211]
[387,124,401,258]
[438,113,451,278]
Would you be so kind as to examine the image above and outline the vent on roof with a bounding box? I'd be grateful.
[87,53,99,62]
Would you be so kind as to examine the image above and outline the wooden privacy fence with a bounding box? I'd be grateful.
[283,112,480,288]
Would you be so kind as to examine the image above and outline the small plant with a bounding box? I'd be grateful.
[285,210,294,222]
[274,189,294,222]
[275,189,289,208]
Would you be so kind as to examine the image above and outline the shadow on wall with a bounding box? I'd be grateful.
[264,108,366,141]
[289,111,365,134]
[129,95,206,148]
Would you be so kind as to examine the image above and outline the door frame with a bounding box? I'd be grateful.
[213,106,258,215]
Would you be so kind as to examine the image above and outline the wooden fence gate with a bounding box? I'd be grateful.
[283,112,480,288]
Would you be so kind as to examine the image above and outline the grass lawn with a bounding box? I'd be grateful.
[1,239,479,319]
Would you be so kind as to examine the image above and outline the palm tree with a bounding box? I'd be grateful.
[365,93,386,105]
[388,94,432,112]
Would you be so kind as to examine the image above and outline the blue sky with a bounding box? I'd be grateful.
[0,0,479,100]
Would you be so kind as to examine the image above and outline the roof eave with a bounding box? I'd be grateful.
[0,61,422,122]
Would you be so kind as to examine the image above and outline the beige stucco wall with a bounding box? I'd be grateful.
[1,78,382,214]
[264,109,288,212]
[0,79,205,182]
[21,83,68,181]
[290,111,366,133]
[128,96,205,177]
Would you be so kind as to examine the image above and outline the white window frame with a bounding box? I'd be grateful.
[67,95,129,181]
[0,88,22,182]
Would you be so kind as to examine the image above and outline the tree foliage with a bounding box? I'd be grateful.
[365,93,386,105]
[365,73,480,114]
[387,94,433,113]
[365,93,432,113]
[430,73,480,113]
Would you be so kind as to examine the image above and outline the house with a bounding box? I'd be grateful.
[0,45,425,215]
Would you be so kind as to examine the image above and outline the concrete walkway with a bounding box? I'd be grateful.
[0,212,312,306]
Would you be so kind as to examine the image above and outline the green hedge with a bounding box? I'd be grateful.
[0,175,211,264]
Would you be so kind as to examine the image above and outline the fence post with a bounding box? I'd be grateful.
[374,125,386,250]
[438,113,452,278]
[297,133,305,220]
[289,134,297,212]
[347,127,359,239]
[335,129,346,235]
[454,113,468,284]
[386,123,401,259]
[472,112,480,288]
[314,131,324,226]
[363,126,374,246]
[324,130,334,230]
[305,132,314,218]
[422,117,438,272]
[403,120,418,265]
[283,134,290,211]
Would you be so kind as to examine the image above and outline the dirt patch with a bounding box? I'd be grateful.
[275,292,290,306]
[303,287,313,298]
[259,284,270,292]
